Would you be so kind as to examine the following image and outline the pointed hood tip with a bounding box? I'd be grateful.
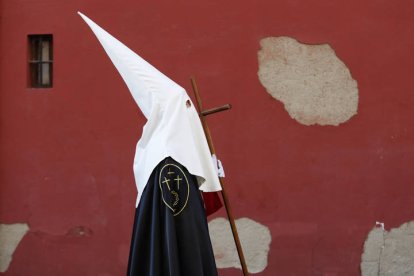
[77,11,87,20]
[78,12,187,119]
[77,11,90,22]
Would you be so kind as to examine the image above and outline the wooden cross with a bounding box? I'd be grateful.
[190,77,249,276]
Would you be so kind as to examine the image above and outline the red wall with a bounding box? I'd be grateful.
[1,0,414,275]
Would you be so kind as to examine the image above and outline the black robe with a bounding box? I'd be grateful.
[127,157,218,276]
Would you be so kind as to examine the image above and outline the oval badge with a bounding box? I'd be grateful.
[158,163,190,216]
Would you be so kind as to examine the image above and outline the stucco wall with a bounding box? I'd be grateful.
[1,0,414,275]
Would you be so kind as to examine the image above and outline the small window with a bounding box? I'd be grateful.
[28,34,53,88]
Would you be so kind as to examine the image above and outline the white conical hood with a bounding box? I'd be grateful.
[78,12,222,206]
[78,11,184,119]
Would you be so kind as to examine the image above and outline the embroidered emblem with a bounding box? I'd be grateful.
[159,163,190,216]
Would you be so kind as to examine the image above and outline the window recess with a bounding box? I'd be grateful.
[28,34,53,88]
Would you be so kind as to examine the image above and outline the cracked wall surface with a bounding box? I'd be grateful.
[208,217,271,273]
[361,221,414,276]
[0,223,29,272]
[258,36,359,126]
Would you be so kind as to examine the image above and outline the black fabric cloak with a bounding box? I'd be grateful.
[127,157,218,276]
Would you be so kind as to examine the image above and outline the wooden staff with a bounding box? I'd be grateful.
[190,77,249,276]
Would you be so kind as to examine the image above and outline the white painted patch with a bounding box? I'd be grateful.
[361,221,414,276]
[258,36,358,126]
[0,223,29,272]
[208,217,271,273]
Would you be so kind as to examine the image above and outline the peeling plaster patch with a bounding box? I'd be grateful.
[361,221,414,276]
[0,223,29,272]
[361,226,385,275]
[208,217,271,273]
[258,37,358,126]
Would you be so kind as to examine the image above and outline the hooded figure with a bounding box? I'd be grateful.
[79,12,221,276]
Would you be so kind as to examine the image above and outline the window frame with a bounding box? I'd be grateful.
[28,34,53,88]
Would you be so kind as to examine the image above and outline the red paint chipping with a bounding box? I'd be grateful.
[1,0,414,275]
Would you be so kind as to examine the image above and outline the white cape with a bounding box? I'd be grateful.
[78,12,222,207]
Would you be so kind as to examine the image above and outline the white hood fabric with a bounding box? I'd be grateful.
[78,12,222,207]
